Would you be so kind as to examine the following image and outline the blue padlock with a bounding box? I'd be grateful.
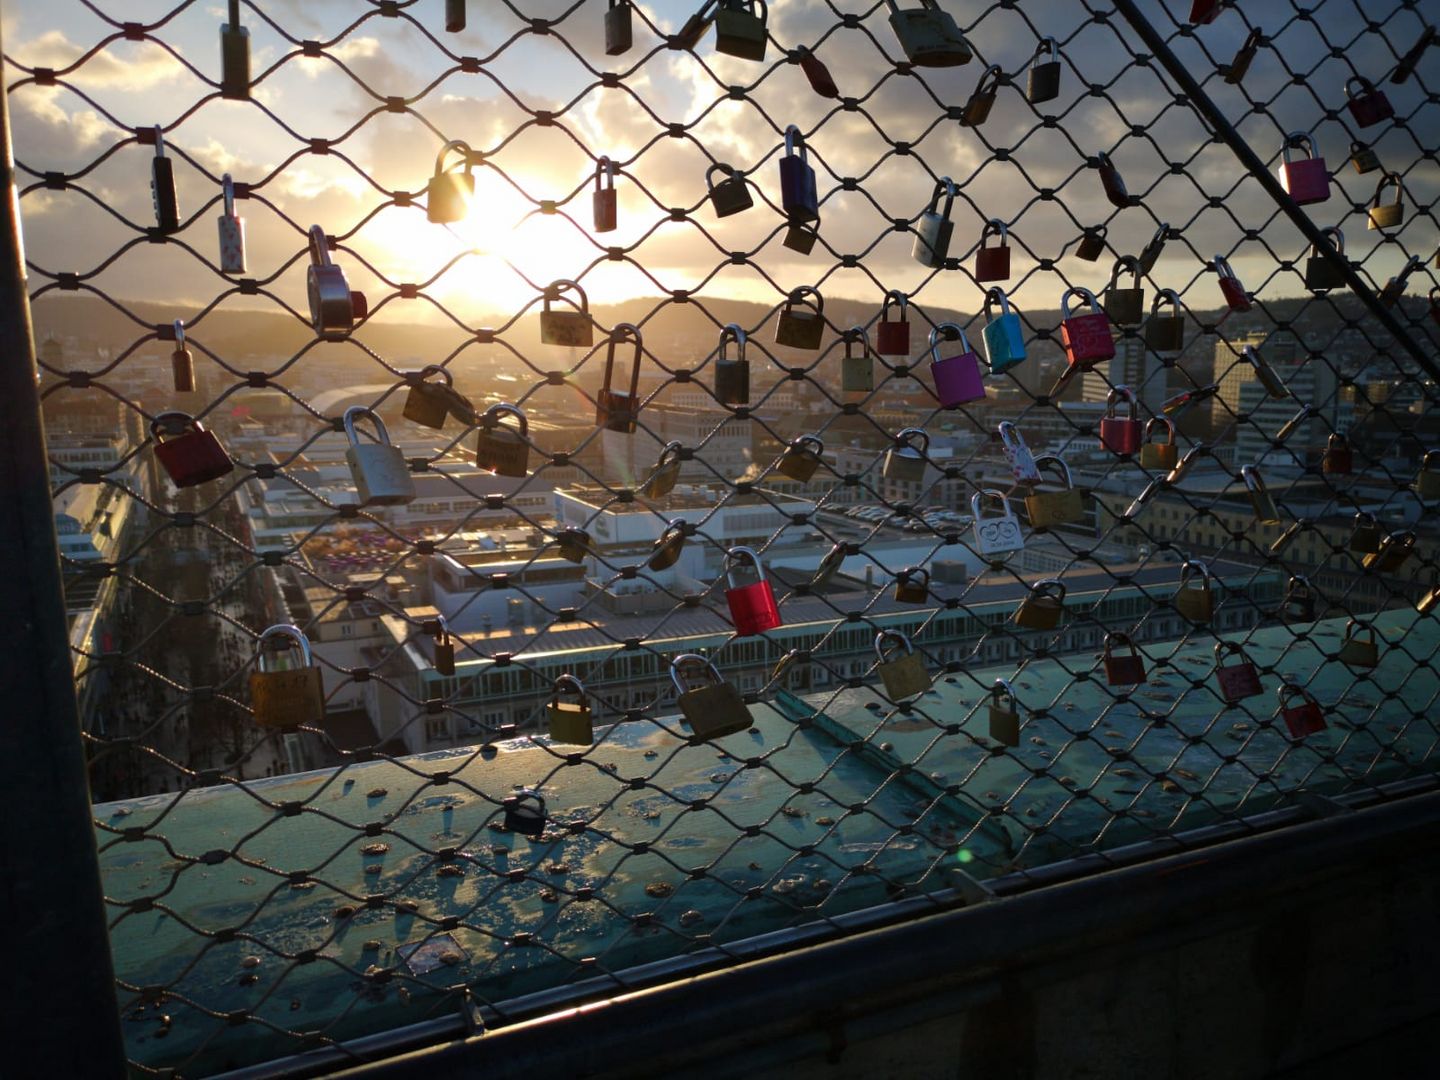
[982,286,1026,373]
[779,124,818,223]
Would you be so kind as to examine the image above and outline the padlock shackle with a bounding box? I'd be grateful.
[595,155,616,189]
[925,176,957,217]
[928,321,972,357]
[991,677,1015,710]
[1327,431,1348,449]
[1059,286,1100,318]
[785,285,823,314]
[1343,619,1375,645]
[1214,640,1250,664]
[410,364,454,388]
[811,541,846,587]
[256,623,314,671]
[844,324,869,356]
[719,322,747,362]
[433,613,450,644]
[152,125,166,157]
[894,426,929,455]
[975,63,1004,94]
[981,218,1008,247]
[874,629,914,662]
[1344,74,1377,99]
[1282,131,1316,162]
[659,518,687,544]
[221,173,236,217]
[789,433,825,456]
[1276,682,1317,708]
[1108,255,1140,288]
[899,564,929,587]
[171,318,186,350]
[1031,454,1074,490]
[783,124,806,162]
[306,225,333,267]
[1372,171,1404,207]
[1150,288,1180,317]
[705,162,743,190]
[1240,463,1269,496]
[880,289,907,320]
[655,440,684,468]
[670,653,724,695]
[433,139,473,178]
[481,402,528,437]
[724,545,768,588]
[1179,559,1211,587]
[552,673,586,703]
[343,404,393,448]
[545,278,589,314]
[970,488,1010,519]
[1103,631,1138,658]
[1212,254,1238,280]
[150,410,202,441]
[1032,578,1066,602]
[1105,384,1136,418]
[997,420,1025,451]
[1286,573,1312,597]
[603,322,642,401]
[1031,36,1059,65]
[1144,416,1175,444]
[984,286,1013,320]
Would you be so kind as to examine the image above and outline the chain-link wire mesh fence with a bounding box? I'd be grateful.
[4,0,1440,1073]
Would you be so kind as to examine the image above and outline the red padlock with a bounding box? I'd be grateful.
[876,290,910,356]
[974,219,1011,282]
[1100,385,1142,455]
[1215,642,1263,704]
[1278,684,1327,739]
[724,546,781,636]
[1214,255,1252,312]
[1277,131,1329,206]
[1189,0,1221,25]
[1060,286,1115,371]
[152,411,235,489]
[798,48,839,99]
[1345,76,1394,128]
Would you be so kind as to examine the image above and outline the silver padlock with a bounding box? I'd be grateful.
[343,405,414,506]
[216,172,246,274]
[886,1,974,67]
[883,427,929,483]
[307,225,366,340]
[971,489,1024,558]
[171,318,195,393]
[998,421,1041,484]
[913,176,957,267]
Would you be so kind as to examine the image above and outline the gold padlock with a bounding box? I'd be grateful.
[1173,560,1213,623]
[475,402,530,477]
[775,434,825,482]
[875,630,931,701]
[774,286,826,350]
[988,678,1020,747]
[1414,451,1440,501]
[1241,464,1280,525]
[1024,455,1085,528]
[538,279,594,346]
[640,441,684,499]
[547,674,594,745]
[250,624,325,729]
[1337,620,1378,668]
[1138,417,1178,470]
[1362,529,1416,572]
[648,520,687,571]
[894,566,930,604]
[1014,578,1066,630]
[673,655,753,741]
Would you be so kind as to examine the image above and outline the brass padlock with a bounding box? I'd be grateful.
[432,618,455,676]
[1369,172,1404,230]
[1139,417,1178,471]
[1242,464,1280,525]
[842,326,873,392]
[1362,529,1416,573]
[673,655,753,740]
[1223,27,1263,84]
[783,219,819,255]
[776,434,825,482]
[1414,451,1440,500]
[1274,405,1314,446]
[250,624,325,729]
[774,286,825,350]
[1024,455,1085,528]
[1014,578,1066,630]
[1270,521,1303,556]
[1337,620,1378,669]
[427,140,474,224]
[715,323,749,405]
[539,279,593,347]
[988,679,1020,747]
[706,163,753,217]
[886,0,974,67]
[1027,36,1061,104]
[713,0,767,62]
[961,64,1003,126]
[547,674,594,745]
[1349,511,1383,554]
[640,441,684,499]
[1144,289,1184,352]
[1174,560,1213,623]
[403,365,471,429]
[475,403,530,477]
[1420,582,1440,617]
[446,0,466,32]
[894,566,930,604]
[875,630,931,701]
[648,520,688,571]
[170,318,195,393]
[1102,256,1144,326]
[1350,140,1381,175]
[883,427,929,484]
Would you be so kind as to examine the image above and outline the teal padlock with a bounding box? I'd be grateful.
[981,286,1026,373]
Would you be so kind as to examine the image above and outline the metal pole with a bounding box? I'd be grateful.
[0,19,128,1078]
[1110,0,1440,387]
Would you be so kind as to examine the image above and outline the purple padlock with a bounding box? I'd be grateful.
[928,323,986,408]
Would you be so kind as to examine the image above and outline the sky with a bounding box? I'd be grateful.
[2,0,1436,324]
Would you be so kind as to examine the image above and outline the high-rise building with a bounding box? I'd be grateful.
[1080,336,1167,417]
[1213,334,1345,473]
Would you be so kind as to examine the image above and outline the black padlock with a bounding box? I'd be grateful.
[446,0,465,32]
[783,219,819,255]
[1350,140,1381,175]
[593,157,618,233]
[150,126,180,233]
[220,0,250,100]
[1102,256,1144,326]
[1027,37,1061,104]
[962,64,1002,127]
[1304,227,1348,291]
[404,366,471,430]
[707,163,753,218]
[1144,289,1184,352]
[913,176,956,267]
[714,0,768,62]
[1224,28,1263,85]
[1137,222,1169,275]
[605,0,633,55]
[598,323,642,433]
[779,125,818,223]
[433,618,456,676]
[1075,224,1106,262]
[715,323,749,405]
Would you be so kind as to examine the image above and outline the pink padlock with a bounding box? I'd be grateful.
[1060,286,1115,371]
[928,323,986,408]
[724,546,781,636]
[1278,131,1329,206]
[1100,385,1142,455]
[1214,255,1252,312]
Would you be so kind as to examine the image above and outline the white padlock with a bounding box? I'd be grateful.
[217,172,246,274]
[998,421,1041,484]
[343,405,414,506]
[971,489,1024,558]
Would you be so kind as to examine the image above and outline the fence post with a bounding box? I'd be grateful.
[0,21,128,1078]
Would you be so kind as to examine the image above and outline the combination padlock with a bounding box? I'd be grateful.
[1075,224,1107,262]
[876,290,911,356]
[641,441,685,499]
[432,618,455,677]
[797,47,840,99]
[809,541,847,590]
[1139,417,1178,471]
[1243,345,1290,398]
[779,125,818,222]
[1024,455,1084,528]
[1027,37,1061,104]
[539,279,594,347]
[1224,28,1263,84]
[503,790,546,838]
[1242,464,1281,525]
[598,323,643,433]
[648,520,688,571]
[343,406,414,507]
[893,566,930,604]
[842,326,874,392]
[554,527,592,565]
[427,140,474,224]
[1278,131,1330,206]
[707,163,753,217]
[713,0,768,62]
[1102,256,1144,326]
[1137,222,1169,275]
[221,0,250,100]
[547,674,594,745]
[886,0,973,67]
[1280,575,1317,623]
[982,287,1025,373]
[1013,578,1066,630]
[1349,511,1383,554]
[605,0,633,56]
[446,0,466,32]
[673,655,753,740]
[1103,632,1146,686]
[776,434,825,482]
[928,323,985,408]
[475,403,530,477]
[1345,75,1394,128]
[1304,227,1348,291]
[1215,642,1263,704]
[1337,621,1378,669]
[1415,451,1440,500]
[1368,173,1404,230]
[1174,560,1213,623]
[1144,289,1184,352]
[1322,432,1353,475]
[1096,151,1129,208]
[913,177,957,267]
[883,428,929,484]
[152,411,234,489]
[306,225,367,340]
[1350,140,1381,174]
[961,64,1003,127]
[1362,530,1416,573]
[774,286,825,350]
[1101,385,1142,455]
[149,126,180,233]
[250,624,325,730]
[1278,685,1327,739]
[1060,286,1115,370]
[593,157,618,233]
[715,323,749,405]
[783,219,819,255]
[971,489,1024,558]
[1214,254,1252,312]
[216,173,246,274]
[875,631,931,701]
[974,218,1011,282]
[999,420,1041,484]
[170,318,195,393]
[725,546,781,636]
[403,366,471,429]
[988,679,1020,747]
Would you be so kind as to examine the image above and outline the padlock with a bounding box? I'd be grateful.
[1224,28,1263,84]
[1214,255,1252,312]
[1345,75,1394,128]
[962,64,1003,126]
[446,0,466,32]
[988,679,1020,747]
[343,406,415,507]
[1101,385,1142,455]
[403,366,471,429]
[1421,581,1440,618]
[1075,224,1107,262]
[1278,131,1330,206]
[539,279,594,347]
[798,47,839,99]
[306,225,367,340]
[894,566,930,604]
[149,126,180,233]
[707,163,753,217]
[1415,451,1440,500]
[783,219,819,255]
[1280,575,1317,623]
[1027,37,1061,104]
[725,546,782,636]
[1165,446,1206,486]
[1362,529,1416,573]
[1270,521,1303,556]
[216,172,246,273]
[774,287,825,350]
[715,323,750,404]
[1273,404,1314,446]
[998,421,1041,484]
[1242,464,1281,525]
[598,323,642,433]
[1102,257,1144,326]
[170,318,194,393]
[475,403,530,477]
[810,541,847,590]
[503,790,546,838]
[648,520,688,571]
[593,157,618,233]
[1137,222,1169,276]
[714,0,768,61]
[1014,578,1066,630]
[427,140,474,224]
[1060,287,1115,370]
[1024,455,1085,528]
[1242,345,1290,399]
[1304,227,1348,291]
[779,125,818,223]
[876,291,911,356]
[975,219,1011,282]
[1174,560,1213,623]
[1350,140,1381,174]
[641,442,685,499]
[1103,632,1146,686]
[547,674,594,745]
[605,0,633,55]
[250,624,325,729]
[152,411,235,489]
[776,434,825,482]
[883,428,929,484]
[221,0,250,99]
[928,323,985,408]
[675,4,713,50]
[1096,152,1129,208]
[555,527,591,564]
[1368,173,1405,230]
[1161,383,1218,419]
[1278,685,1327,739]
[1349,511,1383,554]
[1189,0,1221,26]
[842,326,874,391]
[912,177,957,267]
[1322,432,1353,476]
[432,618,456,676]
[971,489,1024,559]
[673,655,753,740]
[1139,417,1178,470]
[1393,24,1436,84]
[982,287,1026,374]
[1215,642,1263,704]
[1144,289,1184,352]
[886,0,973,67]
[1380,257,1422,309]
[874,631,931,701]
[1337,620,1379,669]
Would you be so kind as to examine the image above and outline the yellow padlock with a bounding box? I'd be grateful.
[546,674,594,745]
[1138,417,1177,470]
